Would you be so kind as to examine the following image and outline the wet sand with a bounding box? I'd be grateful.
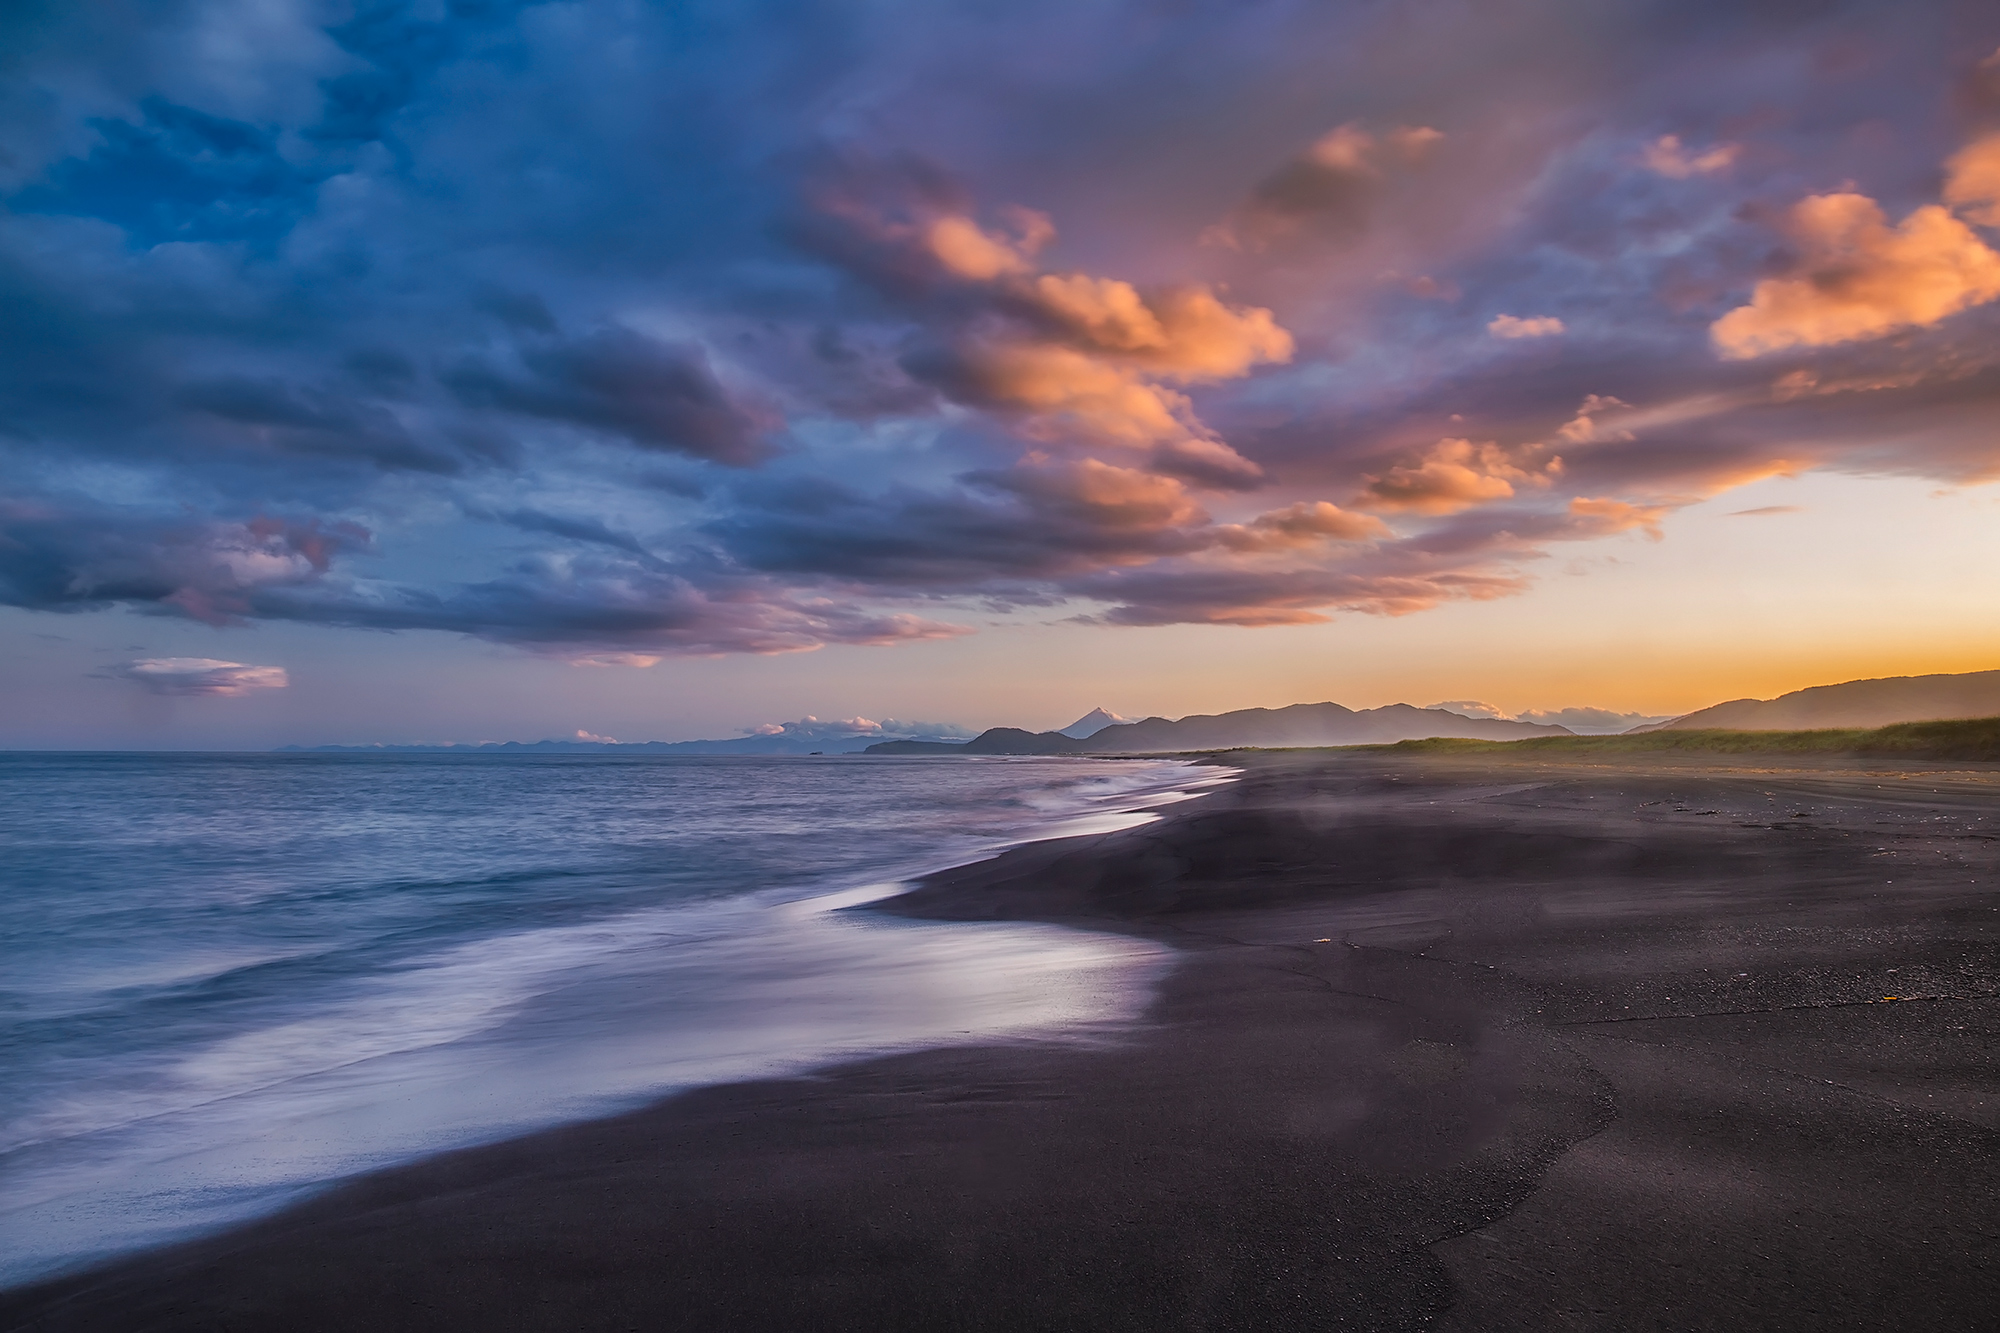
[6,751,2000,1330]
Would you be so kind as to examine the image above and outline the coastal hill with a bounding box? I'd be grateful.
[1639,668,2000,732]
[867,701,1571,755]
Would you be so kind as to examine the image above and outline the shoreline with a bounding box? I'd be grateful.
[0,755,1219,1293]
[7,749,2000,1329]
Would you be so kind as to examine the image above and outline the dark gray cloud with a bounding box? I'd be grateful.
[0,488,965,657]
[0,498,373,625]
[712,466,1211,586]
[478,507,660,562]
[176,375,461,472]
[444,327,771,464]
[249,554,970,660]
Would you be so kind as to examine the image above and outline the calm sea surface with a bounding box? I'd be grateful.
[0,752,1221,1286]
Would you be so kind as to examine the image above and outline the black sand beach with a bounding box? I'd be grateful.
[6,751,2000,1330]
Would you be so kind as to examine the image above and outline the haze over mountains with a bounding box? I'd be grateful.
[292,703,1567,756]
[1645,670,2000,732]
[866,703,1571,755]
[288,668,2000,756]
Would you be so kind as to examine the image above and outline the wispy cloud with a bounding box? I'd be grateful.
[1487,314,1566,340]
[1641,135,1739,179]
[114,658,288,696]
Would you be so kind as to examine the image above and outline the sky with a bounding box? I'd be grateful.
[4,0,2000,749]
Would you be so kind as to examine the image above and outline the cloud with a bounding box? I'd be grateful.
[1215,501,1390,551]
[114,657,288,696]
[256,554,976,660]
[1566,496,1666,540]
[717,461,1396,598]
[0,499,373,626]
[1356,437,1562,515]
[923,209,1055,280]
[176,375,461,473]
[7,0,2000,661]
[713,461,1213,585]
[1943,130,2000,228]
[1010,275,1294,381]
[1641,135,1739,178]
[1206,123,1443,251]
[1431,700,1672,733]
[13,97,329,249]
[1428,699,1508,719]
[0,492,965,659]
[1072,563,1531,627]
[1711,193,2000,358]
[809,167,1290,468]
[744,715,976,741]
[445,327,771,465]
[1728,504,1801,516]
[1514,706,1673,733]
[1488,314,1566,339]
[1553,395,1635,444]
[476,508,658,561]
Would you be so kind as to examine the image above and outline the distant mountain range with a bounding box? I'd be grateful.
[286,670,2000,758]
[866,702,1571,755]
[1641,669,2000,732]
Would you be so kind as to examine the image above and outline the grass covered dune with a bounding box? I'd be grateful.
[1362,715,2000,762]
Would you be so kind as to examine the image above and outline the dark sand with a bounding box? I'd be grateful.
[7,752,2000,1330]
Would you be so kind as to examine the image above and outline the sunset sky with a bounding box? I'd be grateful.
[4,0,2000,748]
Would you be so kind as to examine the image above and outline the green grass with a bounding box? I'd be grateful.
[1367,716,2000,762]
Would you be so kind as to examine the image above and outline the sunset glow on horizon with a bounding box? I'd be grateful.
[5,1,2000,748]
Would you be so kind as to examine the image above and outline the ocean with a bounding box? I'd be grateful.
[0,752,1223,1287]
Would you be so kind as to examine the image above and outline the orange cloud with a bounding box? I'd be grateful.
[1044,458,1207,532]
[933,275,1289,457]
[944,341,1197,443]
[1356,437,1562,515]
[1015,275,1294,379]
[1943,130,2000,228]
[1642,135,1739,178]
[1711,192,2000,358]
[1488,313,1565,339]
[1554,394,1634,444]
[814,173,1292,469]
[923,209,1053,279]
[1567,496,1666,540]
[1215,501,1391,551]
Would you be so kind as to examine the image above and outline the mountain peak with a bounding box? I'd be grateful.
[1058,707,1132,739]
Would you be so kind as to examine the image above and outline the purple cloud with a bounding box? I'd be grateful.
[115,658,289,696]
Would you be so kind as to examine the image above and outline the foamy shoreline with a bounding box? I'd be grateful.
[0,755,1230,1289]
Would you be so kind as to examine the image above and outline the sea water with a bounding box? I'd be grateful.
[0,752,1222,1286]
